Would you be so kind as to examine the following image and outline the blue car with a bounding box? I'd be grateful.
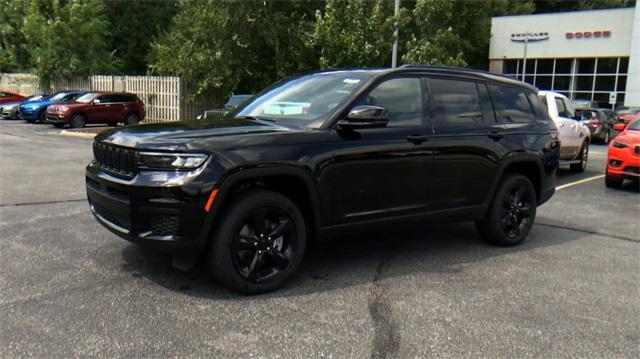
[18,91,84,123]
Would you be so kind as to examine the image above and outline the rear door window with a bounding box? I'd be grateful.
[428,78,486,124]
[488,85,535,123]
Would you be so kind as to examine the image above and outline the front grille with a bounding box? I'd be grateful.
[93,142,140,178]
[92,202,130,230]
[623,166,640,174]
[150,215,180,236]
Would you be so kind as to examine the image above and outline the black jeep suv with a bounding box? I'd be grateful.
[86,66,559,293]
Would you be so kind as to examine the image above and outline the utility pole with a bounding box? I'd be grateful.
[391,0,400,68]
[521,32,530,81]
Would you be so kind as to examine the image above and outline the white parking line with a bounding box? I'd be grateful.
[556,175,605,191]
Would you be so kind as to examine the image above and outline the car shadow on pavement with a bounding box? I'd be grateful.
[120,220,588,300]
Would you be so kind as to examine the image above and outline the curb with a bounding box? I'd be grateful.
[59,130,97,139]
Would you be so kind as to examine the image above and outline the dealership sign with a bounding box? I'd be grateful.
[566,30,611,39]
[510,32,549,42]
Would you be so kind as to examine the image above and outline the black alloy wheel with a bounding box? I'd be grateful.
[476,174,537,246]
[231,207,296,283]
[208,189,306,294]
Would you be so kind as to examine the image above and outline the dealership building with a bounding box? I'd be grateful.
[489,5,640,108]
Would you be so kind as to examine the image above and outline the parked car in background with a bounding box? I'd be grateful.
[0,91,25,105]
[615,107,640,124]
[572,99,599,109]
[46,92,145,128]
[198,94,252,119]
[18,91,84,123]
[539,91,591,172]
[605,118,640,188]
[87,66,559,293]
[575,108,616,143]
[1,94,48,120]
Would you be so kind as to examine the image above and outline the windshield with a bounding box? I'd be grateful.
[235,72,374,126]
[26,95,46,102]
[226,95,251,107]
[628,119,640,130]
[49,92,71,102]
[75,93,98,103]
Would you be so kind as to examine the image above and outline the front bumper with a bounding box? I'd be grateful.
[46,112,70,124]
[85,161,215,256]
[607,146,640,179]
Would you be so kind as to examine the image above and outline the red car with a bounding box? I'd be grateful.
[0,91,25,105]
[606,118,640,188]
[46,92,146,128]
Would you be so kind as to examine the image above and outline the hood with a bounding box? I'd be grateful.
[96,117,297,150]
[20,99,51,108]
[0,101,21,109]
[616,130,640,144]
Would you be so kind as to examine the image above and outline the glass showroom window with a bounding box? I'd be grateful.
[501,57,628,105]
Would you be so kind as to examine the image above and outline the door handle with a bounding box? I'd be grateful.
[406,134,429,144]
[488,131,505,141]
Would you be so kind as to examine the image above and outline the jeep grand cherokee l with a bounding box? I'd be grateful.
[86,66,559,294]
[47,92,145,128]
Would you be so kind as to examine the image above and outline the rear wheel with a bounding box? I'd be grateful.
[208,189,306,294]
[476,174,536,246]
[69,113,86,128]
[570,142,588,173]
[605,172,622,188]
[125,113,139,126]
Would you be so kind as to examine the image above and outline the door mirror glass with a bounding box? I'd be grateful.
[93,98,101,105]
[338,105,389,130]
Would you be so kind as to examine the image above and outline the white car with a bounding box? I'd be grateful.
[538,91,591,172]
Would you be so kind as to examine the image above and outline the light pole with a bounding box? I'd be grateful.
[521,32,529,81]
[391,0,400,68]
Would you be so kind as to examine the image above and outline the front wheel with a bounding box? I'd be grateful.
[208,189,306,294]
[605,172,622,188]
[476,174,537,246]
[69,114,86,128]
[570,142,589,173]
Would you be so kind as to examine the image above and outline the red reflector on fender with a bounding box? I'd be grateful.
[204,189,218,212]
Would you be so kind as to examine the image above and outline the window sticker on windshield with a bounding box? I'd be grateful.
[343,79,361,84]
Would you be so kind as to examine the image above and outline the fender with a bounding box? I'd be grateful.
[197,164,324,244]
[484,154,545,207]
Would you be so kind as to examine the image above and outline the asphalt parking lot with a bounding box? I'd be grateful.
[1,121,638,358]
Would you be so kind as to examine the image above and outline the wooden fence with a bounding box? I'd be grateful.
[0,73,217,123]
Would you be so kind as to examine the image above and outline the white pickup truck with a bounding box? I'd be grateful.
[538,91,591,172]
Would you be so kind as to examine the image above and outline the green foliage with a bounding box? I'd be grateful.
[314,0,395,68]
[22,0,115,88]
[149,0,322,103]
[103,0,178,74]
[402,0,534,68]
[0,0,30,72]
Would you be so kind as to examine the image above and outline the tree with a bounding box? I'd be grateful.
[22,0,116,88]
[104,0,178,74]
[149,0,322,103]
[314,0,395,68]
[0,0,30,72]
[402,0,534,68]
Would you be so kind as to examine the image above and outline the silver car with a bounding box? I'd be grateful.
[538,91,591,172]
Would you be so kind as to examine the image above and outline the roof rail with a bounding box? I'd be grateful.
[396,64,535,90]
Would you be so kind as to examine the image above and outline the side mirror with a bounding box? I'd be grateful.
[614,123,626,131]
[93,99,100,105]
[337,105,389,130]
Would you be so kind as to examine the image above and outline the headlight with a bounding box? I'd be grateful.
[612,141,629,149]
[60,105,69,112]
[139,152,209,170]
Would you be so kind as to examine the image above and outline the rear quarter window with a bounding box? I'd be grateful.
[488,85,535,123]
[428,78,486,124]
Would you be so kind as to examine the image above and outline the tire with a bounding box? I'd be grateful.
[605,172,622,188]
[124,112,140,126]
[476,174,537,246]
[69,113,86,128]
[570,142,588,173]
[37,111,46,124]
[207,189,306,294]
